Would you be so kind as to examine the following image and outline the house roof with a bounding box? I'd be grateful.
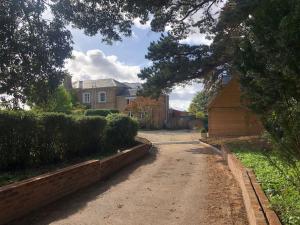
[72,79,128,89]
[72,78,142,97]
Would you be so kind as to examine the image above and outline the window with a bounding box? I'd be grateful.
[98,91,106,103]
[140,112,146,119]
[128,111,132,117]
[126,99,130,105]
[82,92,91,103]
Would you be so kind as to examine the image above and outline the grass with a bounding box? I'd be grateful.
[226,139,300,225]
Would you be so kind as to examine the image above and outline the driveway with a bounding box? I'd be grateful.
[11,130,248,225]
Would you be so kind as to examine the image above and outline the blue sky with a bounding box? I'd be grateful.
[66,22,204,111]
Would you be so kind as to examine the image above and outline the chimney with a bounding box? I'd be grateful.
[63,75,72,90]
[79,81,83,89]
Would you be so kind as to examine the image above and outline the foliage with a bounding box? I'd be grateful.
[229,142,300,225]
[32,86,73,113]
[84,109,119,117]
[0,110,109,170]
[188,91,209,115]
[104,113,138,152]
[125,96,160,128]
[1,0,231,105]
[236,0,300,164]
[0,1,72,106]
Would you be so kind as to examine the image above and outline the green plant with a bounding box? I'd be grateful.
[0,111,107,171]
[229,142,300,225]
[84,109,119,117]
[104,113,138,152]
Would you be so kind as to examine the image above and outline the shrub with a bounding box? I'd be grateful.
[0,111,38,169]
[104,113,138,152]
[0,111,106,171]
[84,109,119,117]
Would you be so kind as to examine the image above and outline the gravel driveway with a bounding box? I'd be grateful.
[11,130,248,225]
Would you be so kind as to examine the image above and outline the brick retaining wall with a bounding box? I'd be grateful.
[221,145,282,225]
[0,141,151,225]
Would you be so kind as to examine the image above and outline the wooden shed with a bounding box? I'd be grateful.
[208,79,263,137]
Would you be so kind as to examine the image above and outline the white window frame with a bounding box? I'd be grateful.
[82,92,91,104]
[98,91,107,103]
[140,111,146,119]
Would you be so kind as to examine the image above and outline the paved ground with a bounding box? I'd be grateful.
[11,130,248,225]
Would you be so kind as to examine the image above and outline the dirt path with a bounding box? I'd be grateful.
[11,130,248,225]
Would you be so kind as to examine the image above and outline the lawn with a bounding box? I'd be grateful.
[226,139,300,225]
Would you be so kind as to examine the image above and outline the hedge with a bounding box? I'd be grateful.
[104,113,138,152]
[0,111,107,171]
[0,111,139,171]
[84,109,119,117]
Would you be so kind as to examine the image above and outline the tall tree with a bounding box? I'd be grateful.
[188,91,209,115]
[237,0,300,162]
[0,0,73,107]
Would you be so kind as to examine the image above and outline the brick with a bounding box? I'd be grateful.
[0,140,150,225]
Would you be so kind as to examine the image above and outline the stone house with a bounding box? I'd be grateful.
[70,78,169,128]
[208,78,263,137]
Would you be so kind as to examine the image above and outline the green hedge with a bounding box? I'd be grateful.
[84,109,119,117]
[0,111,107,170]
[104,113,138,152]
[0,111,138,171]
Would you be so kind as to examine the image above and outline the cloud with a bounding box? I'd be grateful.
[180,33,212,46]
[133,18,151,30]
[65,50,141,82]
[65,49,203,111]
[170,83,203,111]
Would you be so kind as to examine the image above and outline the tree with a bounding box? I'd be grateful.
[1,0,236,106]
[32,86,73,113]
[236,0,300,164]
[125,96,160,128]
[0,0,73,107]
[188,91,209,115]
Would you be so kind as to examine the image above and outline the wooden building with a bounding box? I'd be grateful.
[208,79,263,137]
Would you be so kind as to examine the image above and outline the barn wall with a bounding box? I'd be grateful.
[208,79,263,137]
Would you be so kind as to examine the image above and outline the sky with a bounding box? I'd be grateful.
[65,20,206,111]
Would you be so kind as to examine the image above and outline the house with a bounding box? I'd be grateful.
[208,78,263,137]
[70,78,169,128]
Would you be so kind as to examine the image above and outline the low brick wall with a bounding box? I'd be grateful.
[0,140,151,225]
[221,145,281,225]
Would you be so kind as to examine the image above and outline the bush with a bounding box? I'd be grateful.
[84,109,119,117]
[0,111,38,169]
[0,111,107,171]
[104,113,138,152]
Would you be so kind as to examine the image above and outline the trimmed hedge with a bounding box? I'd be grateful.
[0,111,139,171]
[104,114,138,152]
[84,109,119,117]
[0,111,107,170]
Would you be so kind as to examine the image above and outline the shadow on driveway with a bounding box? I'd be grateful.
[8,148,158,225]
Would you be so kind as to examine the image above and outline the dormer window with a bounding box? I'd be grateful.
[98,91,107,103]
[82,92,91,103]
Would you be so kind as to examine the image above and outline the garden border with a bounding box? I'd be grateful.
[0,137,152,225]
[221,144,282,225]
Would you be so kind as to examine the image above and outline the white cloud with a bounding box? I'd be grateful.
[179,32,213,46]
[170,82,203,111]
[65,49,203,111]
[65,50,141,82]
[133,18,151,30]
